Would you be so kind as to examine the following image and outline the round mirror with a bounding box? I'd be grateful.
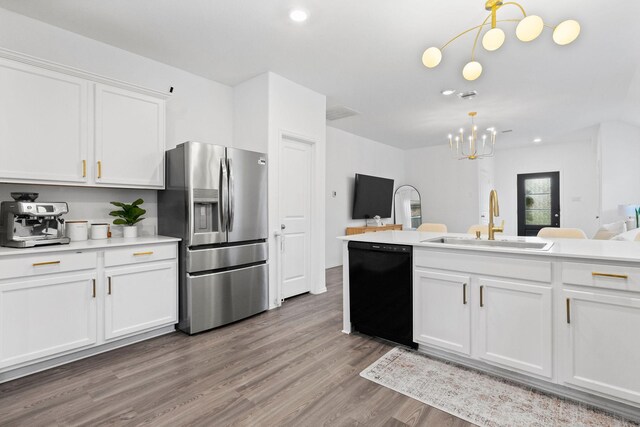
[394,185,422,230]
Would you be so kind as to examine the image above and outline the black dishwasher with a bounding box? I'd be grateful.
[348,241,416,348]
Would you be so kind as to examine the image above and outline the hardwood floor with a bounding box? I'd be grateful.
[0,266,472,427]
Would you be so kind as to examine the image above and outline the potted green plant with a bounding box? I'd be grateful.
[109,198,146,238]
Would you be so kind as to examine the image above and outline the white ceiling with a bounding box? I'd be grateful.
[0,0,638,150]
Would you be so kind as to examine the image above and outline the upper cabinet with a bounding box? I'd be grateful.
[94,84,165,188]
[0,58,89,184]
[0,50,168,189]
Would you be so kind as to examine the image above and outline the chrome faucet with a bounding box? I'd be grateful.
[488,189,504,240]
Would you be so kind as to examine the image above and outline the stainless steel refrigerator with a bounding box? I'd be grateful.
[158,141,268,334]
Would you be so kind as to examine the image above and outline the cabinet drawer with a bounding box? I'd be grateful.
[414,249,551,283]
[0,251,97,281]
[104,243,177,267]
[562,262,640,292]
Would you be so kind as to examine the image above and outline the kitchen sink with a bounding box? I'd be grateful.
[422,237,554,251]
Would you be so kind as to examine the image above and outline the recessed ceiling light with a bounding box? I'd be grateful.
[441,89,456,96]
[533,138,542,143]
[486,127,495,132]
[289,9,309,22]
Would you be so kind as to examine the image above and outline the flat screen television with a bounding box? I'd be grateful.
[352,173,395,219]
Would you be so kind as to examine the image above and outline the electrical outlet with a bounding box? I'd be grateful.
[331,191,337,198]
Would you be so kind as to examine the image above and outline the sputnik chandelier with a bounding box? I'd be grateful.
[422,0,581,81]
[449,112,496,160]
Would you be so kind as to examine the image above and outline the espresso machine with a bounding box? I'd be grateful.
[0,193,71,248]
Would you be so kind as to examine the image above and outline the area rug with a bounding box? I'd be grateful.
[360,347,637,427]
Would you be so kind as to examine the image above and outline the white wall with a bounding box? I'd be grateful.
[598,121,640,223]
[233,73,269,153]
[325,127,406,268]
[404,144,480,234]
[0,7,234,224]
[493,136,600,236]
[268,73,327,301]
[234,72,327,306]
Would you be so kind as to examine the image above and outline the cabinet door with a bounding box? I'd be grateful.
[477,278,552,378]
[561,289,640,404]
[414,269,471,355]
[94,84,165,188]
[104,261,177,340]
[0,58,89,184]
[0,273,97,368]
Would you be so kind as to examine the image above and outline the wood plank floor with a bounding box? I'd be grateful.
[0,266,472,427]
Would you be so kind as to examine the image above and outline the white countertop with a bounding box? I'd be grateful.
[0,235,181,257]
[338,230,640,264]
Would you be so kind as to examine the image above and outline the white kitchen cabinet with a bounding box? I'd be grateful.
[104,261,177,340]
[94,84,165,188]
[0,50,167,189]
[0,272,97,369]
[414,269,471,355]
[0,239,179,383]
[0,57,89,184]
[477,278,553,378]
[561,289,640,405]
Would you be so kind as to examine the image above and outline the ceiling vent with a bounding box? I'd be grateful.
[326,106,360,121]
[457,90,478,100]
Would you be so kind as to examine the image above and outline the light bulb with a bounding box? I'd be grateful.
[422,47,442,68]
[482,28,505,51]
[516,15,544,42]
[553,20,581,45]
[462,61,483,81]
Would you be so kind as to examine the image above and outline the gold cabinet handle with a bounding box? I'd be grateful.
[82,160,87,178]
[592,272,628,280]
[32,261,60,267]
[462,283,467,305]
[479,285,484,307]
[566,298,571,324]
[133,251,154,256]
[108,277,112,295]
[97,160,102,178]
[92,279,96,298]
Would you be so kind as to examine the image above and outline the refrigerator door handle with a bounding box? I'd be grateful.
[220,158,229,232]
[228,158,235,232]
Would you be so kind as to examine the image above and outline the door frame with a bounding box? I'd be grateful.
[272,129,323,307]
[517,171,560,236]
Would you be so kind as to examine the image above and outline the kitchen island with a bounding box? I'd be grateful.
[339,230,640,421]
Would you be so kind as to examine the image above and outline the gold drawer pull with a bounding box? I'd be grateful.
[566,298,571,324]
[92,279,96,298]
[133,251,154,256]
[82,160,87,178]
[32,261,61,267]
[97,160,102,178]
[592,272,628,280]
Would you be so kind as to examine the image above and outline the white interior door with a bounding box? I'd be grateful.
[279,137,312,299]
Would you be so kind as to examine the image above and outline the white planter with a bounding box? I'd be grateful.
[122,225,138,238]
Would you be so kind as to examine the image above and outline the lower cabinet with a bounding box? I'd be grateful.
[104,261,177,340]
[0,272,97,369]
[561,289,640,405]
[414,269,471,355]
[477,278,553,378]
[0,242,178,378]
